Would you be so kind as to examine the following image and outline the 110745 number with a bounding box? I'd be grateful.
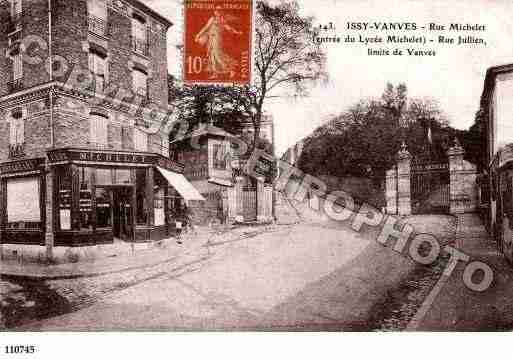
[4,346,36,355]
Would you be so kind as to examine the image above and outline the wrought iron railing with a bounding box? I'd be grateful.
[132,37,149,56]
[7,78,23,93]
[88,15,107,36]
[8,143,25,158]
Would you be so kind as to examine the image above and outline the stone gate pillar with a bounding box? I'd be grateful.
[447,139,478,214]
[235,176,244,223]
[386,165,398,215]
[397,143,412,216]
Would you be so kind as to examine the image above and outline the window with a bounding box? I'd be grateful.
[9,0,22,20]
[87,0,107,35]
[213,143,227,170]
[90,113,109,147]
[13,51,22,80]
[136,169,147,225]
[88,51,107,93]
[132,68,148,97]
[79,167,93,230]
[7,177,41,229]
[95,188,112,228]
[121,127,131,150]
[154,186,165,226]
[9,109,24,158]
[132,15,148,55]
[87,0,107,18]
[8,49,23,92]
[96,168,113,185]
[134,127,148,152]
[57,167,72,230]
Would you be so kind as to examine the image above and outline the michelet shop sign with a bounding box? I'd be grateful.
[48,150,185,174]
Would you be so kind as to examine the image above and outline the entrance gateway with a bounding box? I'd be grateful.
[411,158,450,214]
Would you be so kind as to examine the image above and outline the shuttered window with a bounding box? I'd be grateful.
[134,127,148,152]
[132,15,147,41]
[132,68,147,97]
[90,114,109,147]
[7,177,41,223]
[88,51,107,92]
[13,52,22,80]
[9,118,24,145]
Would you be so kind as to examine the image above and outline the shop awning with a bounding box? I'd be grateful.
[156,167,205,202]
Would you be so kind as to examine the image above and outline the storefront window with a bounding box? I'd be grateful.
[79,167,93,230]
[96,168,112,185]
[115,169,131,185]
[96,188,112,228]
[6,176,41,230]
[58,166,72,230]
[136,168,147,225]
[154,185,165,226]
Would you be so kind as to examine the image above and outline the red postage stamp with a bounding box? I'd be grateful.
[183,0,253,85]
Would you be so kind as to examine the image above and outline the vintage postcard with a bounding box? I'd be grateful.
[0,0,512,356]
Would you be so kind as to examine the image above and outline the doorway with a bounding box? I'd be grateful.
[109,186,135,241]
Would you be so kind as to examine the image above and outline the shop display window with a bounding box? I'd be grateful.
[79,167,93,230]
[136,168,147,225]
[95,187,112,229]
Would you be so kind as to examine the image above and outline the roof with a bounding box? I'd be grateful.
[126,0,173,28]
[170,124,239,144]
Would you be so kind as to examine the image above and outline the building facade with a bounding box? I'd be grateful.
[0,0,203,254]
[479,63,513,263]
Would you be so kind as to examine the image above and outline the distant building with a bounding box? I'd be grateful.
[170,117,275,225]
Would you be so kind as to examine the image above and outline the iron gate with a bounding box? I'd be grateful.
[411,160,450,214]
[243,186,257,222]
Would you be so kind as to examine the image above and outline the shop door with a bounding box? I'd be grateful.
[112,187,134,241]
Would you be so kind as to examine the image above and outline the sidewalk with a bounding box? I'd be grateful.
[414,213,513,331]
[0,225,275,281]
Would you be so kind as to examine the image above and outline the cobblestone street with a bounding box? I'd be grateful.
[0,217,452,331]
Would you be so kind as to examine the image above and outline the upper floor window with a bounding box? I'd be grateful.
[90,113,109,148]
[132,14,148,55]
[13,50,22,80]
[8,48,23,93]
[9,0,22,20]
[88,51,107,93]
[134,127,148,152]
[9,108,24,158]
[88,0,107,35]
[132,68,148,97]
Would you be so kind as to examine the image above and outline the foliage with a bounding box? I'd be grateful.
[297,83,478,182]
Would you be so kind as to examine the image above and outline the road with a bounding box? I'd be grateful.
[1,216,454,331]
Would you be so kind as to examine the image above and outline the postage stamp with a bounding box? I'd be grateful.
[183,0,253,86]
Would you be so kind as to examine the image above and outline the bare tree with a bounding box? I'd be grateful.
[237,0,327,150]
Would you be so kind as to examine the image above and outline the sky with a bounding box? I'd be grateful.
[141,0,513,155]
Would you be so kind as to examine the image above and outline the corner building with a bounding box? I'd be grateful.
[0,0,203,249]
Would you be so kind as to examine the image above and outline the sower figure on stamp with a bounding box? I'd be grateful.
[195,7,242,79]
